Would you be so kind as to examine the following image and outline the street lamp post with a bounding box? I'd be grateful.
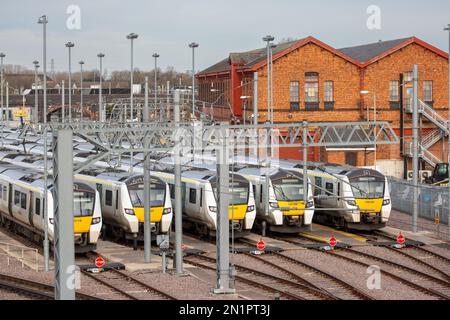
[38,14,49,272]
[188,42,199,119]
[262,36,275,124]
[65,42,75,122]
[97,53,105,122]
[152,53,160,121]
[127,33,138,122]
[79,61,84,122]
[0,53,5,142]
[33,61,40,123]
[444,24,450,241]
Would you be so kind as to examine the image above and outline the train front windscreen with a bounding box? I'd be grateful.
[350,176,385,199]
[128,183,166,207]
[272,177,305,201]
[73,190,96,217]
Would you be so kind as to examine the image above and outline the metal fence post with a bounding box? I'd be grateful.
[143,76,151,263]
[174,90,183,274]
[53,129,75,300]
[214,126,235,294]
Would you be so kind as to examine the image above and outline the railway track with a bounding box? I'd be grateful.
[83,252,177,300]
[184,253,335,300]
[237,239,374,300]
[0,272,99,300]
[280,236,450,300]
[243,252,374,300]
[371,231,450,263]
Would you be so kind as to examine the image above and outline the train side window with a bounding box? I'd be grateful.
[199,189,203,207]
[337,183,341,198]
[314,177,322,196]
[105,190,113,206]
[189,188,196,204]
[0,184,3,200]
[325,182,334,196]
[260,185,263,203]
[116,190,119,209]
[14,190,20,206]
[20,193,27,209]
[3,186,7,200]
[35,198,41,216]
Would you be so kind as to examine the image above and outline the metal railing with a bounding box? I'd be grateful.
[418,99,449,133]
[0,241,39,271]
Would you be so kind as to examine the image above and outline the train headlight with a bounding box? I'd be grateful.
[208,206,217,212]
[269,202,279,208]
[163,208,172,215]
[246,205,255,212]
[125,208,135,216]
[383,199,391,206]
[92,217,101,225]
[347,200,357,206]
[306,201,314,208]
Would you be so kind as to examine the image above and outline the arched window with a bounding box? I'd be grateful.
[305,72,319,110]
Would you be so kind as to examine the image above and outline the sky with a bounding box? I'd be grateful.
[0,0,449,74]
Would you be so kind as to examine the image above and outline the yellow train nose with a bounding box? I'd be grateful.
[73,216,92,234]
[355,198,383,214]
[228,205,247,220]
[133,207,164,223]
[277,201,306,216]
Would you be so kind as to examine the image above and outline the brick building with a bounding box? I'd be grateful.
[196,36,449,178]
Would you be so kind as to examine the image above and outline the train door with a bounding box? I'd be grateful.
[8,184,12,215]
[28,192,34,227]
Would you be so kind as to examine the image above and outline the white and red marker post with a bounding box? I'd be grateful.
[95,257,105,268]
[329,234,337,249]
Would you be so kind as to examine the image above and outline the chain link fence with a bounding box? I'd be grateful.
[388,177,450,239]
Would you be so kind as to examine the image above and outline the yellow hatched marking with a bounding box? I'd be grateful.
[312,223,368,242]
[298,232,329,243]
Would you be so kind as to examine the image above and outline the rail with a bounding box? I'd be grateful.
[0,241,39,271]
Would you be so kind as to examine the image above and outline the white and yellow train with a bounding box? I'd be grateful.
[0,161,102,253]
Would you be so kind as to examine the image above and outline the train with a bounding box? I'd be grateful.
[156,156,315,234]
[149,164,256,238]
[0,150,173,244]
[273,159,391,230]
[0,161,102,253]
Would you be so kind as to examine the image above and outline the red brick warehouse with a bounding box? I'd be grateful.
[196,36,449,178]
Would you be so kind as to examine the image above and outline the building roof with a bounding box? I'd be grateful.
[338,37,412,63]
[197,36,449,77]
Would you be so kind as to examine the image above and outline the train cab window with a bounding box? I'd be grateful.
[20,193,27,209]
[14,190,20,206]
[325,182,334,196]
[105,190,113,206]
[189,188,197,204]
[35,198,41,216]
